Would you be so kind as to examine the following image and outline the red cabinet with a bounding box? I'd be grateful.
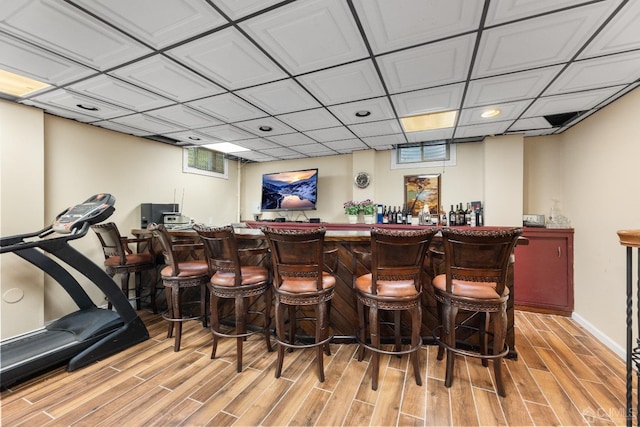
[513,228,574,315]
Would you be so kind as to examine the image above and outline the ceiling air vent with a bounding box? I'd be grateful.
[544,111,585,127]
[144,135,182,145]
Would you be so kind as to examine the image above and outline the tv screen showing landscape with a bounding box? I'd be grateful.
[260,168,318,211]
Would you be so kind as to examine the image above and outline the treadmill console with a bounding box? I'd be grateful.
[52,194,116,234]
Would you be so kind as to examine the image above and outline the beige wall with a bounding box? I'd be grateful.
[0,101,45,337]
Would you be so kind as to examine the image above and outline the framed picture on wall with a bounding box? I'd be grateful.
[404,174,441,217]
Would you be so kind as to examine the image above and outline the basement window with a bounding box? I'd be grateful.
[183,147,228,179]
[391,141,456,169]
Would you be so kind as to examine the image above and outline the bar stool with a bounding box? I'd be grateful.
[354,227,437,390]
[148,223,210,352]
[193,224,273,372]
[261,226,336,382]
[431,227,522,397]
[91,222,158,313]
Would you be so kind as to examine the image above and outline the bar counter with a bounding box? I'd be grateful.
[133,222,521,357]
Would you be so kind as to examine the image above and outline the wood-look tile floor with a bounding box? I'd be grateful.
[0,310,634,426]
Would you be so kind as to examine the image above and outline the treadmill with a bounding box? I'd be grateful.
[0,194,149,388]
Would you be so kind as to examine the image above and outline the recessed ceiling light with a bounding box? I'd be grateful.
[355,110,371,117]
[259,125,273,132]
[0,69,50,97]
[481,109,501,118]
[76,104,100,111]
[400,110,457,132]
[202,142,250,153]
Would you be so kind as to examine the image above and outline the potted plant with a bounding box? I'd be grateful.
[359,199,376,224]
[343,200,359,223]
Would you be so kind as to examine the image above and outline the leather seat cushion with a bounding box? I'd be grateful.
[161,260,209,278]
[210,265,268,287]
[355,273,418,297]
[432,274,508,299]
[105,253,154,267]
[280,272,336,293]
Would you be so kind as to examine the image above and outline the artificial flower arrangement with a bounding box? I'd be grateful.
[359,199,376,215]
[344,199,376,215]
[343,200,360,215]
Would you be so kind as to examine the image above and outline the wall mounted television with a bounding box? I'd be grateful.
[260,168,318,211]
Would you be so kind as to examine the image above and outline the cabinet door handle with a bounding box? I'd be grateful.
[557,246,562,257]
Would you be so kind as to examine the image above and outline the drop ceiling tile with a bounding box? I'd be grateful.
[233,138,279,150]
[349,119,402,138]
[304,126,355,142]
[233,117,296,136]
[0,33,95,86]
[465,66,562,107]
[297,60,385,105]
[109,55,225,102]
[214,0,283,20]
[162,130,217,144]
[405,128,454,143]
[20,100,99,123]
[361,133,406,147]
[240,0,368,75]
[111,113,184,135]
[260,146,301,158]
[92,120,150,136]
[391,83,464,116]
[68,75,174,112]
[70,0,226,49]
[523,86,625,117]
[186,93,268,122]
[485,0,597,26]
[197,124,257,141]
[508,117,554,132]
[323,138,368,151]
[327,97,395,125]
[144,104,222,129]
[353,0,482,54]
[454,122,511,139]
[544,51,640,95]
[276,108,342,131]
[0,0,151,70]
[377,35,475,93]
[236,79,320,115]
[458,100,530,127]
[265,133,318,147]
[474,1,619,78]
[579,1,640,58]
[166,27,286,90]
[28,89,135,119]
[292,143,334,155]
[233,151,278,162]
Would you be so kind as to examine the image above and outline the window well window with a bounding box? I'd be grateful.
[183,147,228,179]
[391,141,456,169]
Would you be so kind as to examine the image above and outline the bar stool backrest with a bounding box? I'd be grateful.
[192,224,242,286]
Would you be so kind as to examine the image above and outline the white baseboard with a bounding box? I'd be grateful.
[572,312,626,360]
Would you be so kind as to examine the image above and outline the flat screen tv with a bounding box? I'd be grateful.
[260,168,318,211]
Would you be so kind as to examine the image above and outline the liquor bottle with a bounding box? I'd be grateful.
[465,203,471,226]
[391,206,397,224]
[440,205,447,226]
[455,204,463,226]
[477,206,484,227]
[377,204,383,224]
[470,206,476,227]
[401,204,407,224]
[406,206,413,225]
[382,205,389,224]
[396,206,403,224]
[449,205,456,226]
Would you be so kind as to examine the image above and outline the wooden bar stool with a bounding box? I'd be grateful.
[261,226,336,382]
[193,224,273,372]
[148,223,210,352]
[354,227,437,390]
[91,222,157,312]
[431,227,522,397]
